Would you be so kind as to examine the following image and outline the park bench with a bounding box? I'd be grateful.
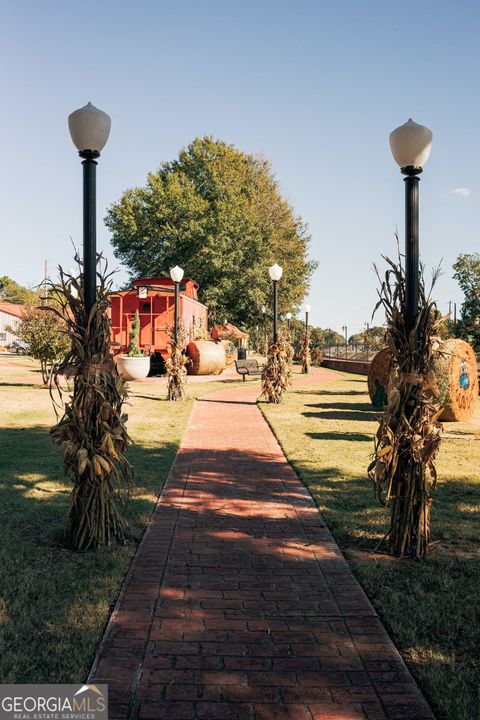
[234,358,264,382]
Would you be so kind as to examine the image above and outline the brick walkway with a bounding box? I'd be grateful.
[90,372,434,720]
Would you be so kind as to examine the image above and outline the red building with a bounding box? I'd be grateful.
[109,277,208,371]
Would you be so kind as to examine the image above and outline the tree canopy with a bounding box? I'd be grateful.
[349,326,386,349]
[322,328,345,346]
[0,276,40,305]
[453,252,480,347]
[106,136,316,328]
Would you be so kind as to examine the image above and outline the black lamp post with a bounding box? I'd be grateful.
[286,312,292,330]
[389,119,433,352]
[268,264,283,344]
[261,304,267,349]
[169,265,184,345]
[68,102,111,314]
[304,303,311,331]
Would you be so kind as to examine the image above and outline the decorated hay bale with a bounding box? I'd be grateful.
[368,340,478,421]
[186,340,226,375]
[221,339,236,366]
[434,339,478,421]
[368,348,392,409]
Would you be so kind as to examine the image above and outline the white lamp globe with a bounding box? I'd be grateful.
[261,305,266,314]
[389,119,432,171]
[304,303,311,313]
[286,312,292,320]
[170,265,184,283]
[68,102,111,154]
[268,263,283,281]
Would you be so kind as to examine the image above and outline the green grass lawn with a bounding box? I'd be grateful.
[260,372,480,720]
[0,356,238,684]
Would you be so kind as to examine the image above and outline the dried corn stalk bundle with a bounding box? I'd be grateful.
[48,256,132,551]
[261,330,292,404]
[166,319,189,401]
[311,346,324,367]
[285,330,295,370]
[300,327,311,374]
[368,248,444,558]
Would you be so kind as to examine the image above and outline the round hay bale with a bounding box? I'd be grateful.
[367,349,392,409]
[434,339,478,422]
[186,340,226,375]
[367,340,478,422]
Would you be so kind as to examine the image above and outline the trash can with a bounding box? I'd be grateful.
[237,347,247,360]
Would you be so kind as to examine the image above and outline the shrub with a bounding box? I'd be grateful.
[16,307,71,385]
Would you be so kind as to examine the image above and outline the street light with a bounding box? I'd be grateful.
[286,312,292,330]
[304,303,311,330]
[389,119,432,351]
[68,102,111,313]
[268,264,283,343]
[169,265,184,345]
[342,325,348,358]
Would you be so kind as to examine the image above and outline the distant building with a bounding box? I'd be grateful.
[210,323,249,348]
[0,303,26,349]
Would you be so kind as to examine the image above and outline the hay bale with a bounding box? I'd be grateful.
[186,340,226,375]
[368,340,478,421]
[368,349,392,409]
[434,339,478,422]
[221,340,235,366]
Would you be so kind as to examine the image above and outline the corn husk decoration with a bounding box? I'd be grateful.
[311,346,323,367]
[165,318,189,401]
[300,326,311,374]
[285,329,295,370]
[47,255,132,551]
[368,244,443,558]
[261,329,292,404]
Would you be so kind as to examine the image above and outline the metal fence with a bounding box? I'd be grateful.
[323,343,374,361]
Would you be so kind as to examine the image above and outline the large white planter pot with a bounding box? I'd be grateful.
[117,355,151,381]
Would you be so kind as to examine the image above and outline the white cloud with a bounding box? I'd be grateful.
[452,187,471,197]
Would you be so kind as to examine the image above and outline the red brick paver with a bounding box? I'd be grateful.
[90,371,434,719]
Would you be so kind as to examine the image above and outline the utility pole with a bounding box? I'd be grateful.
[44,260,48,305]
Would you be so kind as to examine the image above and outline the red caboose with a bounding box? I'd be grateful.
[109,277,208,372]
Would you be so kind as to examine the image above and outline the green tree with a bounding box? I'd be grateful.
[310,327,325,348]
[349,326,386,350]
[16,308,70,385]
[106,136,316,328]
[453,253,480,347]
[322,328,345,346]
[0,276,41,305]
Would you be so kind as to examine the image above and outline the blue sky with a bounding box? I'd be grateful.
[1,0,479,333]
